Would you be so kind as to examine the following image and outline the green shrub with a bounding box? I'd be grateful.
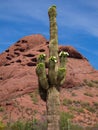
[76,108,84,113]
[92,80,98,84]
[0,121,6,130]
[84,92,93,97]
[70,124,83,130]
[93,102,98,109]
[9,120,26,130]
[0,118,98,130]
[71,93,77,96]
[73,100,81,105]
[29,92,38,104]
[87,82,94,87]
[69,106,76,111]
[83,79,94,87]
[81,102,90,107]
[60,112,74,130]
[0,107,4,112]
[4,118,47,130]
[86,106,96,113]
[63,99,72,106]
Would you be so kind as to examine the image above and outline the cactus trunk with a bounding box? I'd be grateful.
[47,87,60,130]
[47,5,60,130]
[36,5,68,130]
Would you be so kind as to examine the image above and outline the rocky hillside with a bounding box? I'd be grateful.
[0,34,98,126]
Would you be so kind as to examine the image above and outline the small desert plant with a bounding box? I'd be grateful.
[87,81,94,87]
[68,106,77,112]
[9,120,26,130]
[0,121,6,130]
[0,107,4,112]
[84,79,98,88]
[60,112,74,130]
[86,106,95,113]
[84,92,93,97]
[32,119,47,130]
[76,108,84,113]
[1,118,47,130]
[29,91,38,105]
[71,93,77,96]
[93,102,98,109]
[92,80,98,88]
[69,106,84,113]
[63,98,72,106]
[83,79,94,87]
[0,117,98,130]
[73,100,81,106]
[92,80,98,84]
[80,101,95,113]
[80,101,90,107]
[70,124,83,130]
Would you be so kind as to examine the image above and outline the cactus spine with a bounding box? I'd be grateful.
[36,5,69,130]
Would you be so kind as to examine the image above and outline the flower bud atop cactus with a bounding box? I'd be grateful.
[37,54,46,63]
[59,51,69,57]
[59,51,69,68]
[48,5,57,18]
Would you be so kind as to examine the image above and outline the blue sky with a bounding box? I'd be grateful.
[0,0,98,70]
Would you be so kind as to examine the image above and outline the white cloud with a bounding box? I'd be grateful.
[0,0,98,37]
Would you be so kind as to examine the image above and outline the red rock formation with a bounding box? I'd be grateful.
[0,34,98,126]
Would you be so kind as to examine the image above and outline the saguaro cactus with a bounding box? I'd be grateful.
[36,5,69,130]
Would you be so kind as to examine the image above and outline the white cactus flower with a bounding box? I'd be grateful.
[54,59,57,63]
[64,52,69,56]
[43,54,46,57]
[59,51,69,57]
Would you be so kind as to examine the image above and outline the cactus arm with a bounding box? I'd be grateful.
[57,51,69,86]
[37,54,46,64]
[48,56,57,85]
[36,54,49,89]
[59,51,69,68]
